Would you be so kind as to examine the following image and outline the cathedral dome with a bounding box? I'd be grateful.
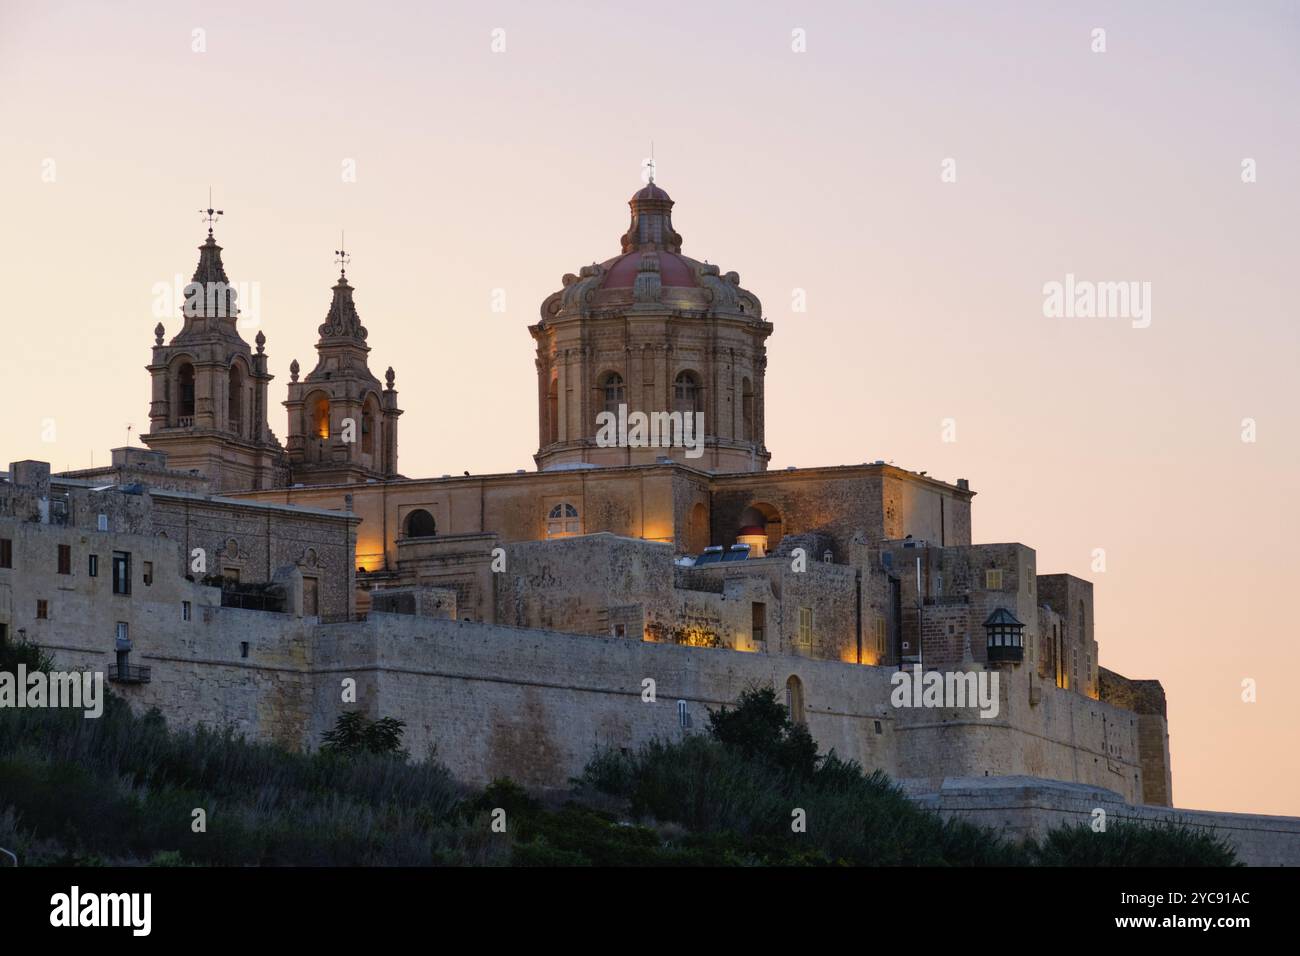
[599,250,698,289]
[531,176,773,474]
[538,178,765,323]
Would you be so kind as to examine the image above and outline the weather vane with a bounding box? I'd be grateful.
[334,231,350,277]
[199,187,223,235]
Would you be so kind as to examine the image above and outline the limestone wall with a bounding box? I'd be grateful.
[308,614,901,790]
[914,776,1300,867]
[893,664,1147,804]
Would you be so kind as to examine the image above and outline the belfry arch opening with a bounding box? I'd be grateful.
[304,392,331,463]
[228,361,245,436]
[362,393,380,458]
[737,503,782,556]
[176,361,195,423]
[310,394,330,439]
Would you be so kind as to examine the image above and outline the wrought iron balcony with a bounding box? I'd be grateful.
[108,664,152,684]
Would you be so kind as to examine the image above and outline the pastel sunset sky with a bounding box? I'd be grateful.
[1,0,1296,814]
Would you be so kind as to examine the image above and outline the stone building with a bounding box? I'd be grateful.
[4,175,1239,839]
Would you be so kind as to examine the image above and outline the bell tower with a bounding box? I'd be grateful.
[141,203,286,491]
[284,246,402,485]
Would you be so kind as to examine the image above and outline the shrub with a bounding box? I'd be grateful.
[0,696,471,865]
[321,712,409,759]
[706,684,819,779]
[1030,820,1239,867]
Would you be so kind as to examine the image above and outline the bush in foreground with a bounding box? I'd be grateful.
[0,683,1238,867]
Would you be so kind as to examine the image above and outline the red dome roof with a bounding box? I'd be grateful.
[632,182,672,203]
[600,251,698,289]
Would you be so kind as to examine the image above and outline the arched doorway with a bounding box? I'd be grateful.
[785,675,805,725]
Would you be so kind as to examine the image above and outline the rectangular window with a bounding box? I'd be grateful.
[875,618,887,656]
[223,567,240,584]
[112,551,131,595]
[797,607,813,644]
[0,538,12,568]
[116,622,129,643]
[985,569,1003,590]
[751,602,766,643]
[240,641,249,659]
[36,599,49,620]
[57,544,71,575]
[143,561,153,586]
[88,553,99,577]
[182,601,191,622]
[97,514,109,532]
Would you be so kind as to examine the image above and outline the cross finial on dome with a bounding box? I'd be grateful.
[334,231,350,278]
[642,143,656,185]
[198,187,223,237]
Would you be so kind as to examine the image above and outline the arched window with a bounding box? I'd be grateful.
[310,394,330,441]
[228,362,244,436]
[741,377,754,441]
[674,371,701,415]
[404,509,436,538]
[547,375,559,445]
[601,371,625,414]
[785,675,806,725]
[547,502,579,538]
[176,362,195,422]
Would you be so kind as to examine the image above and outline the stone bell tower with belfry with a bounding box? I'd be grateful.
[141,198,286,491]
[283,241,402,485]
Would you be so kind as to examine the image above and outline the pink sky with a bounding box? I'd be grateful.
[1,0,1296,814]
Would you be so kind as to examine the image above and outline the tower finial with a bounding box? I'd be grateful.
[645,142,656,184]
[334,231,350,278]
[199,187,223,236]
